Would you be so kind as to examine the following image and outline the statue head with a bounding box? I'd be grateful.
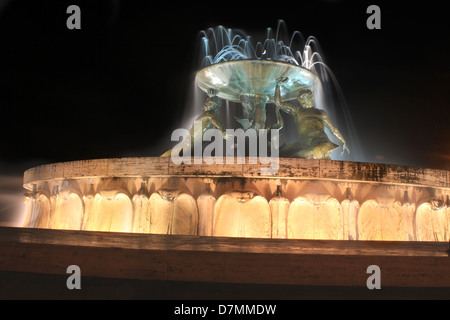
[207,88,218,98]
[297,89,314,108]
[203,88,221,111]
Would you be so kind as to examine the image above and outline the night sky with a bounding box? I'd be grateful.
[0,0,449,175]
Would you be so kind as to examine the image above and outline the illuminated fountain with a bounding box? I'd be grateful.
[196,59,317,130]
[21,23,450,242]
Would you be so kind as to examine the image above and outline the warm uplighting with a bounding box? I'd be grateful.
[22,157,450,242]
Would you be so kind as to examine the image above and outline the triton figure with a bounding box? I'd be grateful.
[274,77,349,159]
[161,89,225,158]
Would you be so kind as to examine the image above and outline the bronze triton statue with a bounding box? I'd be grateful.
[161,89,225,158]
[162,64,349,160]
[275,77,349,159]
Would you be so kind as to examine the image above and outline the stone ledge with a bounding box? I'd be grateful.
[23,157,450,190]
[1,227,449,287]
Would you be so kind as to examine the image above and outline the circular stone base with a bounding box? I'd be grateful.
[23,157,450,241]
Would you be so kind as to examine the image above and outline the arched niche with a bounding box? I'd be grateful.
[28,193,51,229]
[51,188,83,230]
[415,201,448,242]
[358,200,408,241]
[88,190,133,232]
[149,189,198,235]
[213,191,271,238]
[288,194,342,240]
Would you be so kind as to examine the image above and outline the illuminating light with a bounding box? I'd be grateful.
[22,158,450,242]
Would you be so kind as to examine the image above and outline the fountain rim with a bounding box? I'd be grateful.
[23,157,450,191]
[195,59,320,103]
[196,58,318,73]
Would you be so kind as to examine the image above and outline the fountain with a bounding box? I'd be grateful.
[195,59,318,130]
[21,23,450,242]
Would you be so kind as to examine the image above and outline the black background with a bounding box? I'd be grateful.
[0,0,449,174]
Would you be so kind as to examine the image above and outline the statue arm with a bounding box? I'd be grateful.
[274,84,297,116]
[202,92,225,134]
[321,111,350,154]
[203,96,221,111]
[209,116,226,135]
[267,105,284,130]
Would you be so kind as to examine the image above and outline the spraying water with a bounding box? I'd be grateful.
[200,21,324,71]
[0,175,28,227]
